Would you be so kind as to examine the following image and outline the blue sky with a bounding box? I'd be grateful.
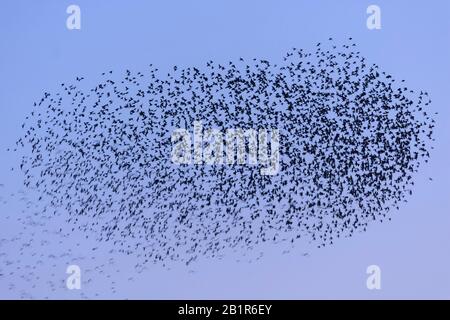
[0,0,449,299]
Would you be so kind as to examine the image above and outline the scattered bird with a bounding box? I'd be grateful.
[8,38,435,268]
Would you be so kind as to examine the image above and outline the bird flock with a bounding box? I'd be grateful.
[12,38,435,265]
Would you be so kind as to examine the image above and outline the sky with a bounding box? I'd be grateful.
[0,0,449,299]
